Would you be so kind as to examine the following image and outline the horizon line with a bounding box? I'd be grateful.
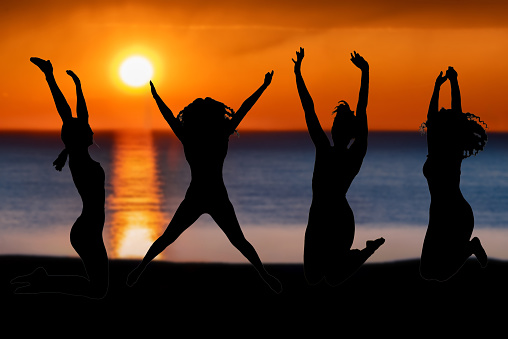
[2,128,508,134]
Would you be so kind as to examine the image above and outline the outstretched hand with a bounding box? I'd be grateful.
[350,51,369,70]
[292,47,304,71]
[264,70,274,86]
[435,71,448,87]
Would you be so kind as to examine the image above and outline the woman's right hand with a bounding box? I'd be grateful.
[292,47,304,72]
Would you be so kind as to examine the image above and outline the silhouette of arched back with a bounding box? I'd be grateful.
[419,66,488,282]
[11,58,109,299]
[293,48,384,286]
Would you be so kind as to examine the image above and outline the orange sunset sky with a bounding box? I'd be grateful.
[1,0,508,131]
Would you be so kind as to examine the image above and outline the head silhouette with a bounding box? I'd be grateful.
[61,118,94,150]
[331,100,357,148]
[177,97,235,134]
[53,118,94,171]
[422,108,487,158]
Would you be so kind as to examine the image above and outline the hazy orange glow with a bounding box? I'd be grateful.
[1,1,508,131]
[107,130,167,259]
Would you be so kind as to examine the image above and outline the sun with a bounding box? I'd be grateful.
[119,56,154,87]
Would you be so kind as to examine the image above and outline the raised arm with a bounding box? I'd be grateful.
[426,71,448,154]
[66,70,88,123]
[429,71,447,119]
[350,51,369,141]
[30,57,73,123]
[150,81,184,140]
[229,71,273,133]
[446,66,462,113]
[293,47,329,148]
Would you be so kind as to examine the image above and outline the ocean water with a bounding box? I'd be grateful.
[1,130,507,263]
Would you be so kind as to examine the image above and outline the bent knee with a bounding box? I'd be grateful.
[304,266,324,285]
[419,262,451,282]
[88,281,109,299]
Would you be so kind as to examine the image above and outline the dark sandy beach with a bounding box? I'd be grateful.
[2,255,506,336]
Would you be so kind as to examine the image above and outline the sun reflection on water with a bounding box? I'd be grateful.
[106,130,167,259]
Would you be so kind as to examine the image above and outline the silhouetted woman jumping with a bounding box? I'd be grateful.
[420,66,488,281]
[11,58,108,298]
[293,48,384,286]
[126,72,282,293]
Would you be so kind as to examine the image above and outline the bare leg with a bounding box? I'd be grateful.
[468,237,487,268]
[11,267,92,296]
[66,70,89,121]
[71,227,109,298]
[352,237,385,266]
[303,248,325,286]
[11,266,105,299]
[127,199,202,286]
[10,223,109,299]
[303,228,326,285]
[420,237,486,281]
[210,200,282,293]
[326,237,385,286]
[30,57,72,121]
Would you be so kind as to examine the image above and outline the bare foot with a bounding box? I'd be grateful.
[260,272,283,294]
[126,266,144,287]
[366,237,385,251]
[10,267,48,293]
[30,57,53,74]
[471,237,488,268]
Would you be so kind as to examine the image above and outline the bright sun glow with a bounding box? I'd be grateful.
[119,56,154,87]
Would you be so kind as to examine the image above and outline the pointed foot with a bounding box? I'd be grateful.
[30,57,53,74]
[126,267,143,287]
[471,237,488,268]
[261,272,283,294]
[10,267,48,294]
[366,237,385,251]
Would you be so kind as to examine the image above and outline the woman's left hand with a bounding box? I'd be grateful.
[435,71,447,87]
[264,70,274,86]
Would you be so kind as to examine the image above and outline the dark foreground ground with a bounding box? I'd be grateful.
[1,255,506,336]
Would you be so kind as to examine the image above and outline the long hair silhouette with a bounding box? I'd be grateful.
[10,58,109,298]
[419,67,488,281]
[293,48,384,286]
[126,72,282,293]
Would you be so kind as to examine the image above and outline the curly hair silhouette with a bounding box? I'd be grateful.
[420,66,488,281]
[127,72,282,293]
